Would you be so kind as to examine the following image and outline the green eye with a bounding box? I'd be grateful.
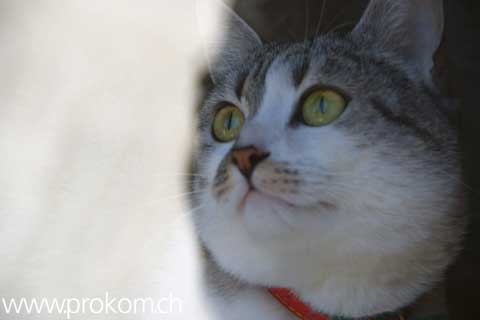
[212,105,245,142]
[302,89,346,126]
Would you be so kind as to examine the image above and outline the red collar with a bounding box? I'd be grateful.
[268,288,405,320]
[269,288,329,320]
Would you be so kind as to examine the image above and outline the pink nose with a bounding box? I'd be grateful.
[231,146,270,178]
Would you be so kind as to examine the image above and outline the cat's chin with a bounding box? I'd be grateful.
[230,185,332,239]
[240,190,296,238]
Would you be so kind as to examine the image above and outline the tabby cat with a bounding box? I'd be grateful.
[190,0,465,319]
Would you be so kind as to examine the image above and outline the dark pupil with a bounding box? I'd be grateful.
[225,111,235,130]
[318,96,326,113]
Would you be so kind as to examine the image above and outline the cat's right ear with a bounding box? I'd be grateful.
[196,0,262,84]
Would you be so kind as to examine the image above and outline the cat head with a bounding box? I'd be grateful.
[191,0,464,317]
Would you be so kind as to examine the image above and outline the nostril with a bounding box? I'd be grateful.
[249,152,270,168]
[231,146,270,179]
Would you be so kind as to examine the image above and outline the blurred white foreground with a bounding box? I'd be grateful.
[0,0,221,318]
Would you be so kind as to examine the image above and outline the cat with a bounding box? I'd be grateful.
[190,0,466,319]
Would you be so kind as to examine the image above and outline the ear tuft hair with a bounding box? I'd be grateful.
[196,0,262,84]
[352,0,444,86]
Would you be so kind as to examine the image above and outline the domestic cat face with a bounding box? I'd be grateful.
[191,0,464,317]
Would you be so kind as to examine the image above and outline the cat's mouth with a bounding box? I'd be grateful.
[237,185,296,211]
[238,187,254,209]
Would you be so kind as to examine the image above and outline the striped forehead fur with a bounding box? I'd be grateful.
[199,34,453,149]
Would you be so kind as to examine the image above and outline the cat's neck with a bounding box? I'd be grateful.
[203,248,448,319]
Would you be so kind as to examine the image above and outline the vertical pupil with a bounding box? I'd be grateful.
[226,111,234,130]
[318,96,326,113]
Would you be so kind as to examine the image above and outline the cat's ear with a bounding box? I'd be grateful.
[196,0,262,84]
[352,0,444,85]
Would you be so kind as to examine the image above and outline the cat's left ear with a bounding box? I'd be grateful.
[352,0,444,86]
[196,0,262,84]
